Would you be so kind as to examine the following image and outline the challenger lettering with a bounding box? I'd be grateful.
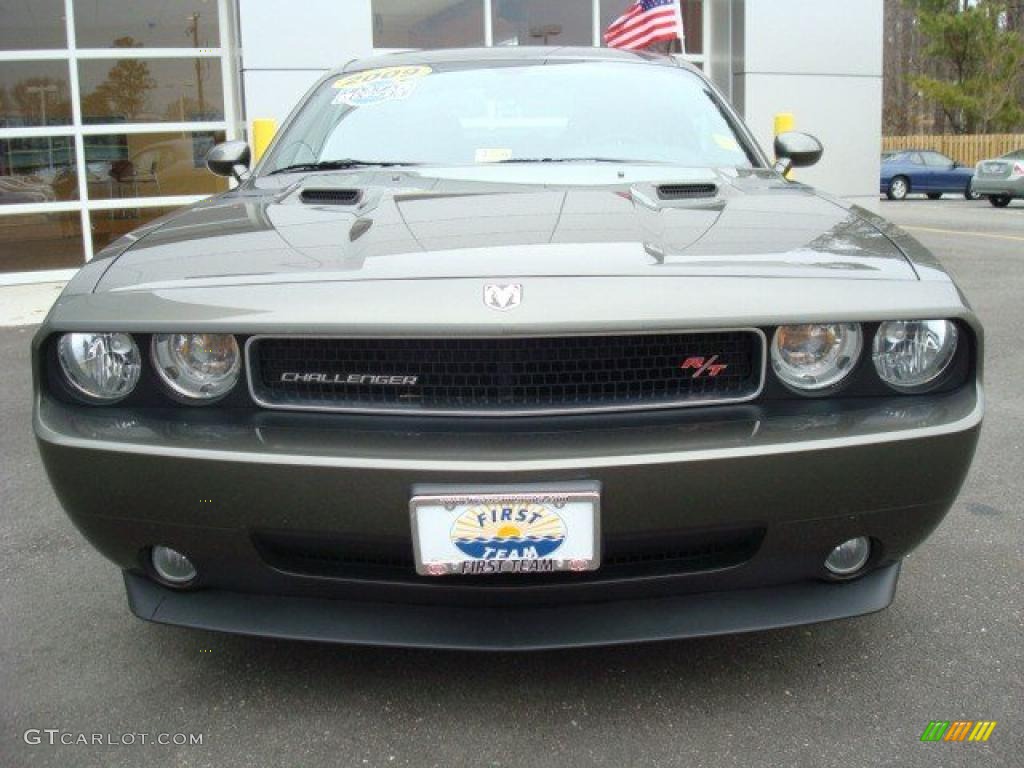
[280,373,419,385]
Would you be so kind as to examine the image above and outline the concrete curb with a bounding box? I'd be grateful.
[0,283,64,327]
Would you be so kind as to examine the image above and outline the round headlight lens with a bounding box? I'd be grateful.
[57,332,141,402]
[151,333,240,401]
[771,323,863,391]
[872,320,958,390]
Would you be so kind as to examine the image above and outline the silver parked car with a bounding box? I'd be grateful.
[972,149,1024,207]
[33,48,983,650]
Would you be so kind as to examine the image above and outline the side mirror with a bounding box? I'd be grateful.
[206,140,251,180]
[773,131,824,171]
[952,160,961,168]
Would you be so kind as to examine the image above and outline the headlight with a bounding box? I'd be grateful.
[771,323,863,391]
[872,320,958,390]
[151,333,240,401]
[57,332,141,402]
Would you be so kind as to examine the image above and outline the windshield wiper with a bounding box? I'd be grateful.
[267,159,418,175]
[497,157,653,164]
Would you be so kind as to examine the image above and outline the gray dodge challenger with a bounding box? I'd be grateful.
[33,48,983,650]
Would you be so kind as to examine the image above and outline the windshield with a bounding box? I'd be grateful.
[262,61,757,173]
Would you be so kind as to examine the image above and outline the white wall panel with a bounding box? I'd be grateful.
[732,0,883,208]
[243,70,326,125]
[239,0,372,70]
[740,0,883,78]
[742,73,882,206]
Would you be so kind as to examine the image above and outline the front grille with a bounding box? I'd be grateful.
[253,527,765,587]
[246,331,764,415]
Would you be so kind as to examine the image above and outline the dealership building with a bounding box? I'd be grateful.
[0,0,882,284]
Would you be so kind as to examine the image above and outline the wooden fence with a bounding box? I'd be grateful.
[883,134,1024,166]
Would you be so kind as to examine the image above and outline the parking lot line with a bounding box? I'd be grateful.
[903,225,1024,243]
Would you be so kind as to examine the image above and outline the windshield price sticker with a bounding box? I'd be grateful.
[474,148,513,163]
[332,65,432,107]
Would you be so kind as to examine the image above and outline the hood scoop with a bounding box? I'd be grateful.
[657,183,718,200]
[300,188,362,205]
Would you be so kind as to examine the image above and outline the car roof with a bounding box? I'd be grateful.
[340,46,692,74]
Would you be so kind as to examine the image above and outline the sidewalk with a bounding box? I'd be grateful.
[0,282,65,327]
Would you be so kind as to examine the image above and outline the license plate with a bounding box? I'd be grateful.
[410,483,601,576]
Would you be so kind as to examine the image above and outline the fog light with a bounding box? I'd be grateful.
[824,536,871,576]
[151,545,197,585]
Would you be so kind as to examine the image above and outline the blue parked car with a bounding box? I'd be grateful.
[880,149,980,200]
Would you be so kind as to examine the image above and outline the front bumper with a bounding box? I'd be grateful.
[124,564,901,650]
[36,385,982,649]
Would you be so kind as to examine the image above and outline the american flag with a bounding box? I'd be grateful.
[603,0,684,51]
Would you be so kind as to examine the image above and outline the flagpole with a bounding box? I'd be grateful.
[673,0,686,55]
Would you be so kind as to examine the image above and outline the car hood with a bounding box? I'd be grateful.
[94,168,917,292]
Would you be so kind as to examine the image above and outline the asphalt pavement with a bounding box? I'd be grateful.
[1,199,1021,767]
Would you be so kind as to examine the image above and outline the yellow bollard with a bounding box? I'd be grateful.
[251,118,278,163]
[774,112,795,179]
[774,112,795,136]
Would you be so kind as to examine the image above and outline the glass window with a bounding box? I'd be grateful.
[0,0,67,50]
[493,0,593,47]
[600,0,702,54]
[75,0,220,49]
[82,131,227,199]
[373,0,485,48]
[923,152,953,167]
[266,62,754,171]
[1,137,78,204]
[0,1,235,277]
[0,212,83,271]
[0,62,73,128]
[79,57,224,124]
[90,206,177,252]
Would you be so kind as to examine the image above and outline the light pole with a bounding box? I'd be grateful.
[186,13,206,119]
[180,82,196,123]
[26,84,59,169]
[167,81,195,123]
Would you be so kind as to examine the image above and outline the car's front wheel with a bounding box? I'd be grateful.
[964,183,980,201]
[989,194,1012,208]
[887,176,909,200]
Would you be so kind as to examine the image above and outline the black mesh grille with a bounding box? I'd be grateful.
[252,527,765,587]
[657,183,718,200]
[248,332,762,414]
[300,188,361,205]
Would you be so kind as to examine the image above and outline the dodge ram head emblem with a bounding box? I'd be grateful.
[483,283,522,311]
